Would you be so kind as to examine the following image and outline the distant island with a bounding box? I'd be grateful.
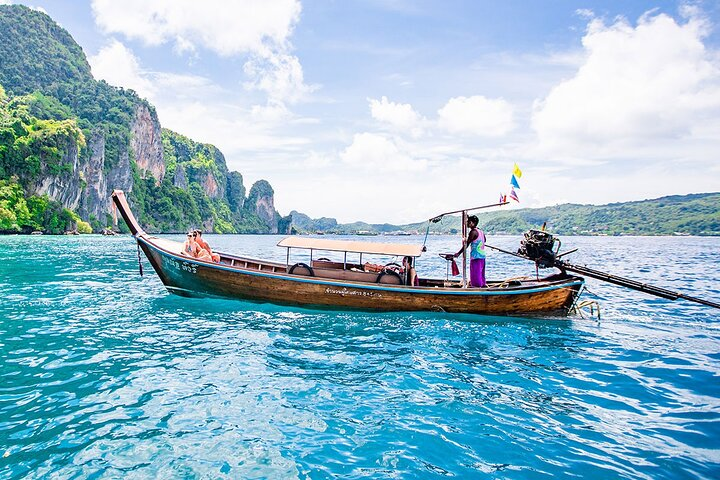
[291,192,720,236]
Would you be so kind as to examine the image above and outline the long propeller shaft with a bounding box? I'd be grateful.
[486,244,720,310]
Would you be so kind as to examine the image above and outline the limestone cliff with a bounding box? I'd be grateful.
[28,133,82,211]
[0,4,289,234]
[246,180,279,233]
[131,104,164,182]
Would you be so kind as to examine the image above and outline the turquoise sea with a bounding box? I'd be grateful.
[1,234,719,479]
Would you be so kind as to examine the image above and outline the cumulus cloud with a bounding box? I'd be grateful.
[437,95,514,136]
[340,133,427,172]
[88,40,156,98]
[91,0,312,105]
[369,96,423,133]
[243,52,315,105]
[88,40,217,104]
[90,0,301,56]
[532,10,720,152]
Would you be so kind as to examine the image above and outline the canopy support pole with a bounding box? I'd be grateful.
[461,210,467,288]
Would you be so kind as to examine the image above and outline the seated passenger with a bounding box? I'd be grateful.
[194,230,220,262]
[182,232,196,257]
[403,256,419,286]
[181,231,212,261]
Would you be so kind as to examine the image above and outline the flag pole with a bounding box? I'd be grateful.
[461,209,467,288]
[429,201,509,223]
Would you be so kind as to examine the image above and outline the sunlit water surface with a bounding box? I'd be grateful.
[1,234,719,479]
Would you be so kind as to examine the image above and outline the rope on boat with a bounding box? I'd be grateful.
[571,300,601,319]
[494,276,532,288]
[137,244,144,276]
[567,286,601,319]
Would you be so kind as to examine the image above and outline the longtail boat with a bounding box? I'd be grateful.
[111,190,585,316]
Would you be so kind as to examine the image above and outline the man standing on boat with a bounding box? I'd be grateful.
[454,215,487,287]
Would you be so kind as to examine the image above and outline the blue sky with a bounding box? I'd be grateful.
[5,0,720,223]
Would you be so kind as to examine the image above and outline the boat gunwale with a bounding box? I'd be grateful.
[139,234,584,297]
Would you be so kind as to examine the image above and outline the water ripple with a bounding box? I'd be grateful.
[1,235,719,478]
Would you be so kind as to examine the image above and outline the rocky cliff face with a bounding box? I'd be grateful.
[246,180,279,233]
[29,135,82,210]
[78,132,108,221]
[0,4,288,234]
[131,104,164,182]
[24,104,164,225]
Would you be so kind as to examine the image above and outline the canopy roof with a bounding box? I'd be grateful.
[277,236,424,257]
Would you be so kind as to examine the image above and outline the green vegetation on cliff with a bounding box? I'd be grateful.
[0,179,91,234]
[0,86,91,233]
[0,4,288,234]
[0,5,145,170]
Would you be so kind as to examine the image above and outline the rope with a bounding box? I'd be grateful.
[494,276,532,288]
[137,244,144,276]
[572,300,601,319]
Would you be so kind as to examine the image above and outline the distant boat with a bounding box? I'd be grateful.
[356,230,377,236]
[112,190,584,316]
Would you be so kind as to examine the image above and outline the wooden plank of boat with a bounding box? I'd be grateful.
[111,190,584,316]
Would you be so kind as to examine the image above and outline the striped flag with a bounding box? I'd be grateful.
[509,187,519,202]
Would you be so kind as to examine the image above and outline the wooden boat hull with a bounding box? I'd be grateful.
[137,236,583,315]
[112,190,583,316]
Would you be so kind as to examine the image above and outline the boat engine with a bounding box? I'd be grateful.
[518,229,560,268]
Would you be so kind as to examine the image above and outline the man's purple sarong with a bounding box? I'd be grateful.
[470,258,486,287]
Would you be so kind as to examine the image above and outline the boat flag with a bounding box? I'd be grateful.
[509,187,519,202]
[513,163,522,179]
[499,193,507,203]
[451,258,460,276]
[510,175,520,189]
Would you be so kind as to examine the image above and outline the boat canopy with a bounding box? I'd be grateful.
[277,237,424,257]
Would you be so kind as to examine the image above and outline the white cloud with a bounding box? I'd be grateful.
[250,102,292,123]
[243,52,316,105]
[437,95,514,136]
[575,8,595,20]
[340,133,427,173]
[88,40,156,98]
[87,39,304,158]
[532,10,720,153]
[369,96,423,133]
[90,0,301,56]
[88,40,216,104]
[91,0,312,106]
[302,151,333,169]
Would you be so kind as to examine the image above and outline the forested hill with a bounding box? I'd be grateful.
[292,192,720,236]
[0,4,289,234]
